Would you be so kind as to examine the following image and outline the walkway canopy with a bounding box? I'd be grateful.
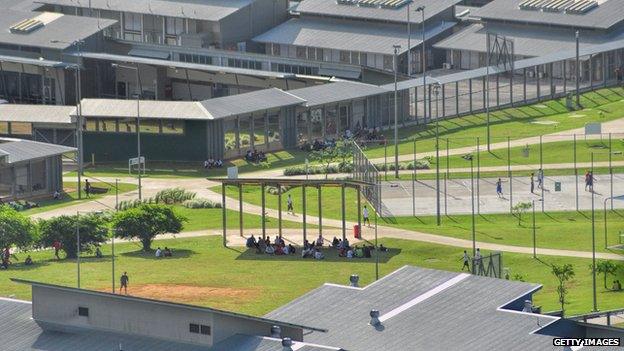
[212,178,374,247]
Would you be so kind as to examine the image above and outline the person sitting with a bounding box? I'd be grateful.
[303,239,311,250]
[24,255,33,266]
[215,159,224,168]
[258,151,267,162]
[314,248,324,260]
[246,235,257,248]
[316,235,324,247]
[95,246,103,258]
[379,244,387,252]
[288,244,296,255]
[265,245,275,255]
[163,247,172,257]
[282,245,289,255]
[346,248,354,259]
[155,247,162,258]
[332,237,340,248]
[363,245,372,258]
[355,246,364,258]
[275,245,284,255]
[342,238,350,250]
[245,150,254,162]
[257,239,267,254]
[53,190,61,200]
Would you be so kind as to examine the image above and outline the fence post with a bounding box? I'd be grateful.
[609,132,613,210]
[508,137,513,214]
[574,134,579,211]
[384,140,388,180]
[476,137,480,214]
[540,135,544,212]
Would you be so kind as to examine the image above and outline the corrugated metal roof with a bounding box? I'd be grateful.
[295,0,461,24]
[199,88,306,119]
[0,104,75,124]
[36,0,253,22]
[0,9,116,50]
[79,99,211,120]
[266,266,569,351]
[0,138,75,163]
[473,0,624,29]
[433,22,624,57]
[253,17,455,55]
[77,52,297,79]
[289,81,388,107]
[211,334,339,351]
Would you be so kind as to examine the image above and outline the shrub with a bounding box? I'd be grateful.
[282,161,353,176]
[182,198,222,209]
[154,188,196,204]
[375,160,430,171]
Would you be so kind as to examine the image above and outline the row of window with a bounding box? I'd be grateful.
[179,53,213,65]
[84,119,184,135]
[0,122,32,136]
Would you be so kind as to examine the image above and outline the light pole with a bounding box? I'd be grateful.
[113,179,120,293]
[406,1,411,76]
[603,196,613,250]
[433,82,441,225]
[532,199,536,258]
[51,39,84,199]
[462,154,475,257]
[485,33,491,151]
[393,44,401,178]
[415,6,426,121]
[590,152,597,312]
[112,63,143,200]
[575,30,580,108]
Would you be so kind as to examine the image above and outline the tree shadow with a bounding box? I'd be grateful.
[235,247,401,263]
[120,249,197,259]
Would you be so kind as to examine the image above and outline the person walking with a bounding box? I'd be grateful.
[474,248,483,274]
[461,250,470,271]
[84,179,91,198]
[496,178,503,198]
[52,240,61,260]
[119,272,129,295]
[588,171,595,192]
[286,194,294,215]
[584,170,590,191]
[362,205,370,227]
[537,168,544,189]
[530,173,535,194]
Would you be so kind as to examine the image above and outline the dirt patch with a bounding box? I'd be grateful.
[114,284,260,304]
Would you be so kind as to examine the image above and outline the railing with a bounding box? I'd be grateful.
[351,140,382,215]
[569,307,624,326]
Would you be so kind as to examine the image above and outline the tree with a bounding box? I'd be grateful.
[512,202,532,226]
[38,214,109,259]
[112,204,185,251]
[593,260,618,289]
[0,206,37,252]
[551,263,575,316]
[309,140,352,179]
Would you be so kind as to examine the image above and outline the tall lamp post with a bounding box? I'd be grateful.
[393,44,401,178]
[51,39,84,199]
[415,6,426,121]
[462,154,476,257]
[590,152,597,312]
[575,30,580,108]
[112,63,143,200]
[433,81,441,225]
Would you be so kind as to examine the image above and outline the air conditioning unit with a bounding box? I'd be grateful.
[442,63,452,69]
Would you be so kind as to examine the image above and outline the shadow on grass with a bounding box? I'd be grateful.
[121,249,197,259]
[235,247,401,263]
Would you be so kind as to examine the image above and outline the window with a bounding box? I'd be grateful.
[271,43,280,56]
[189,323,200,333]
[383,55,394,71]
[340,51,350,64]
[307,47,316,60]
[162,120,184,134]
[189,323,211,335]
[200,325,211,335]
[139,120,160,134]
[123,12,141,32]
[166,17,184,36]
[85,119,98,132]
[10,122,31,135]
[78,307,89,317]
[351,52,360,65]
[296,46,307,59]
[99,119,117,132]
[119,119,137,133]
[0,122,8,134]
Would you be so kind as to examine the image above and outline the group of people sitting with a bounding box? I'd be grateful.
[359,127,386,144]
[204,158,224,169]
[245,149,268,163]
[155,247,174,258]
[301,235,328,259]
[0,199,39,211]
[247,235,297,256]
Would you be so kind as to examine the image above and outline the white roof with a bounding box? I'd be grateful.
[78,99,211,120]
[0,104,75,124]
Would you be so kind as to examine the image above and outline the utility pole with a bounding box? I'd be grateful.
[393,45,401,178]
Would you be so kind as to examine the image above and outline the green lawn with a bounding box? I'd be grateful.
[65,150,316,179]
[2,236,622,316]
[382,211,624,253]
[362,87,624,159]
[21,181,137,215]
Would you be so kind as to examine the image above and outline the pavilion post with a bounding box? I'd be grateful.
[278,184,283,238]
[318,185,322,238]
[357,186,362,231]
[261,183,266,240]
[239,184,243,237]
[222,183,227,247]
[341,184,346,241]
[302,185,307,245]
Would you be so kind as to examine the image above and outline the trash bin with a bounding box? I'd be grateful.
[554,181,561,192]
[353,225,361,239]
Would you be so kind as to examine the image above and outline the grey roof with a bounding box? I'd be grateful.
[0,104,75,124]
[289,81,388,107]
[473,0,624,30]
[295,0,461,24]
[0,10,116,50]
[0,138,75,163]
[36,0,253,22]
[266,266,576,351]
[0,298,209,351]
[211,334,339,351]
[199,88,306,119]
[253,17,455,55]
[77,52,296,79]
[79,99,211,120]
[0,54,76,68]
[434,22,624,57]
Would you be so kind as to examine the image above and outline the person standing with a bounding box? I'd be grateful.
[537,168,543,189]
[84,179,91,198]
[474,248,483,273]
[588,171,595,192]
[52,240,61,260]
[362,205,370,227]
[461,250,470,271]
[530,173,535,194]
[286,194,294,215]
[584,170,590,191]
[120,272,129,295]
[496,178,503,198]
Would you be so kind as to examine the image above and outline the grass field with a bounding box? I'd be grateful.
[20,181,137,215]
[2,235,622,317]
[361,87,624,159]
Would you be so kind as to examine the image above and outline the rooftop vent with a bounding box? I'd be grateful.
[350,274,360,287]
[369,309,381,326]
[282,338,294,351]
[522,300,533,313]
[336,0,412,9]
[9,18,44,34]
[518,0,598,14]
[270,325,282,338]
